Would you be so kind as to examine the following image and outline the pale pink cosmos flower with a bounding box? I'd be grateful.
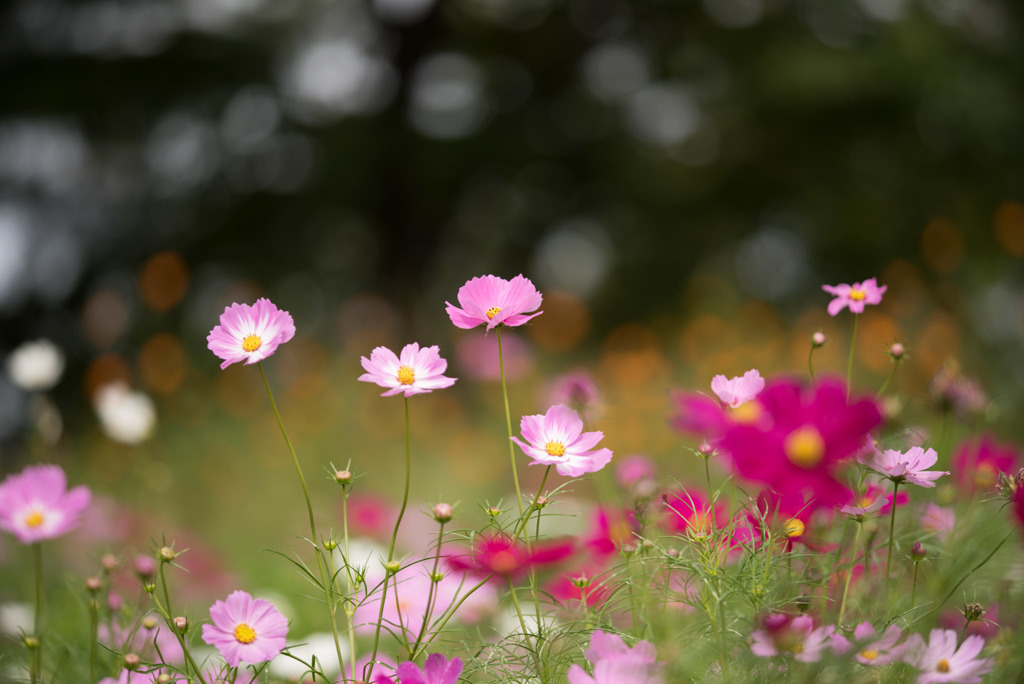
[376,653,463,684]
[0,464,91,544]
[921,504,956,542]
[207,298,296,370]
[903,629,992,684]
[822,278,887,316]
[710,369,765,407]
[201,590,288,667]
[445,274,543,330]
[864,446,948,487]
[567,630,663,684]
[852,622,909,665]
[511,404,613,477]
[751,614,850,662]
[358,343,457,397]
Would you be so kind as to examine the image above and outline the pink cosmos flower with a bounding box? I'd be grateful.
[0,464,91,544]
[711,369,765,407]
[456,331,534,381]
[446,533,574,580]
[921,504,956,542]
[822,278,887,316]
[583,507,639,559]
[358,343,457,397]
[547,370,603,423]
[662,489,729,537]
[201,590,288,667]
[903,629,992,684]
[511,404,613,477]
[840,484,907,519]
[750,614,850,662]
[614,455,656,490]
[567,630,663,684]
[953,435,1019,497]
[207,298,296,370]
[375,653,463,684]
[445,274,543,330]
[718,378,883,508]
[852,623,909,665]
[863,447,948,488]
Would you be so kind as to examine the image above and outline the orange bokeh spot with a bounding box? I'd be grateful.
[84,354,131,398]
[139,333,187,395]
[921,218,964,274]
[527,290,590,352]
[138,251,190,312]
[994,201,1024,257]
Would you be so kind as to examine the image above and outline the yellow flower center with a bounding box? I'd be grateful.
[397,366,415,385]
[485,306,502,320]
[858,495,875,509]
[727,402,763,424]
[24,511,45,528]
[233,622,257,644]
[849,287,866,301]
[689,511,712,535]
[783,518,805,538]
[860,650,879,661]
[784,426,825,469]
[975,462,996,489]
[242,334,262,352]
[490,550,517,574]
[936,658,950,673]
[545,441,566,457]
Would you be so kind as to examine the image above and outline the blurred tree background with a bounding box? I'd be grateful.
[2,0,1024,611]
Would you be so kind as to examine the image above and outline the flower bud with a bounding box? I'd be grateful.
[85,577,102,593]
[144,583,156,594]
[964,602,984,622]
[108,593,123,612]
[101,554,119,572]
[570,575,591,589]
[811,331,827,347]
[24,636,40,650]
[322,539,338,551]
[666,548,680,558]
[124,653,141,670]
[430,572,444,583]
[889,342,905,359]
[486,506,502,518]
[158,546,176,562]
[142,616,159,630]
[174,616,188,633]
[384,560,401,575]
[156,676,174,684]
[134,555,157,579]
[534,496,549,509]
[334,470,352,485]
[432,503,453,523]
[910,541,927,561]
[698,442,714,457]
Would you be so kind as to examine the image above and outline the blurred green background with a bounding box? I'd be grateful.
[2,0,1024,623]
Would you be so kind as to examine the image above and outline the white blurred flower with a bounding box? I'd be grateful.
[270,632,348,678]
[94,382,156,445]
[6,339,65,391]
[0,602,33,636]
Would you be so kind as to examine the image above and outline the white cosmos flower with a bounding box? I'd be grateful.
[6,339,65,391]
[94,382,156,445]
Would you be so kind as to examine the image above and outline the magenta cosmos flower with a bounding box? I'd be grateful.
[358,343,457,397]
[511,404,613,477]
[903,629,992,684]
[375,653,463,684]
[567,630,663,684]
[718,378,883,508]
[0,464,91,544]
[863,446,948,488]
[207,298,296,370]
[751,614,850,662]
[201,590,288,667]
[953,434,1019,496]
[822,278,887,316]
[445,274,543,330]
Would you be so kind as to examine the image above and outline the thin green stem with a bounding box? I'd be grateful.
[89,594,98,684]
[31,543,42,684]
[410,573,494,661]
[410,521,446,659]
[883,479,900,621]
[808,345,817,383]
[846,314,859,399]
[703,457,717,531]
[922,530,1014,622]
[154,563,208,684]
[496,327,524,516]
[910,561,920,617]
[877,357,902,397]
[257,362,345,675]
[837,523,863,626]
[369,397,414,671]
[511,466,551,544]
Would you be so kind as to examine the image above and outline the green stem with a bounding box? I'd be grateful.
[154,563,208,684]
[883,480,900,621]
[410,573,494,661]
[31,543,42,684]
[511,467,551,544]
[369,396,413,671]
[923,530,1014,622]
[846,314,859,399]
[808,345,817,384]
[496,327,525,517]
[257,363,345,675]
[89,593,98,684]
[876,357,902,397]
[836,523,862,626]
[910,561,920,618]
[410,520,446,659]
[703,457,717,531]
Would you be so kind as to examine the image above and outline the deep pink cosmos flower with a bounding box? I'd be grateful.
[1014,484,1024,539]
[852,623,909,665]
[953,435,1019,497]
[711,369,765,407]
[567,630,663,684]
[750,614,850,662]
[718,378,883,508]
[662,489,729,537]
[511,404,613,477]
[446,533,574,580]
[376,653,463,684]
[201,590,288,667]
[207,298,296,370]
[863,447,948,488]
[445,274,543,330]
[0,464,91,544]
[903,629,992,684]
[583,507,639,559]
[822,278,887,316]
[358,343,457,397]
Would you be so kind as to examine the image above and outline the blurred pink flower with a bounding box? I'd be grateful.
[445,274,543,330]
[822,278,887,316]
[207,298,296,370]
[614,455,656,490]
[358,343,457,397]
[1015,485,1024,540]
[852,623,909,665]
[511,404,613,477]
[718,378,882,508]
[903,629,992,684]
[0,464,91,544]
[382,653,463,684]
[662,489,729,537]
[952,435,1019,497]
[711,369,764,407]
[455,331,534,381]
[201,590,288,667]
[921,504,955,542]
[583,507,638,558]
[751,614,850,662]
[546,370,603,422]
[864,447,948,488]
[567,630,663,684]
[446,533,574,580]
[840,484,907,519]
